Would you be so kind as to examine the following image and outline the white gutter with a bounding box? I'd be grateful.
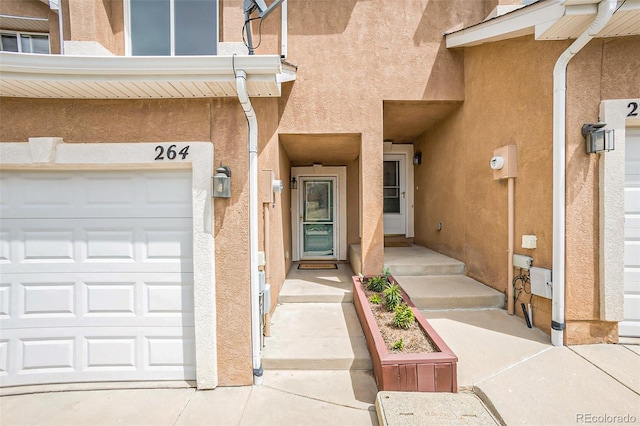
[551,0,616,346]
[281,0,287,59]
[235,67,263,384]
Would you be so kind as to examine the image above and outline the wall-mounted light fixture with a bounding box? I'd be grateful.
[583,123,614,154]
[413,151,422,166]
[290,176,297,190]
[212,165,231,198]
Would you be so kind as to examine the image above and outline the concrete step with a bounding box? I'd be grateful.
[278,264,354,303]
[395,275,505,310]
[262,303,372,371]
[350,244,465,276]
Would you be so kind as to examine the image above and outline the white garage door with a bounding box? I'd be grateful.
[0,170,196,387]
[621,128,640,338]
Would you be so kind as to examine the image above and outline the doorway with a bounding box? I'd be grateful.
[291,166,347,261]
[383,154,407,235]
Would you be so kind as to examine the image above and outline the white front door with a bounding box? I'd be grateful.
[621,127,640,338]
[299,177,337,259]
[383,154,406,235]
[0,170,196,387]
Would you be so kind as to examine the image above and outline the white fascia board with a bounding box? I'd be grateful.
[445,0,567,48]
[0,53,283,78]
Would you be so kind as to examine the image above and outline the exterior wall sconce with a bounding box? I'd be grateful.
[290,176,297,189]
[212,165,231,198]
[413,152,422,165]
[583,123,614,154]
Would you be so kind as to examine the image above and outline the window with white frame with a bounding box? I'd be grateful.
[0,31,50,54]
[128,0,218,56]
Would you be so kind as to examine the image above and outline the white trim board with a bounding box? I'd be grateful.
[598,99,640,324]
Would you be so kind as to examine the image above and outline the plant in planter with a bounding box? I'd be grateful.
[369,293,382,305]
[352,274,458,392]
[367,275,387,292]
[383,283,402,312]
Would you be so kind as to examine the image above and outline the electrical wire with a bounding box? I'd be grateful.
[242,16,265,52]
[512,269,532,303]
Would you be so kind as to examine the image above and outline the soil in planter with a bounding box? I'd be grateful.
[363,286,438,354]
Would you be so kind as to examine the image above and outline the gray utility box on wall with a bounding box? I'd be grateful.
[530,267,552,299]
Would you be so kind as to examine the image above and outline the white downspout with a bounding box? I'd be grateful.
[551,0,616,346]
[235,68,263,384]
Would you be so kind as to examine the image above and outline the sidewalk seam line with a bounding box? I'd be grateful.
[172,388,197,426]
[473,346,554,387]
[237,386,254,425]
[569,347,640,397]
[262,384,376,412]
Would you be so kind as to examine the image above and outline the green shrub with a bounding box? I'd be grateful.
[383,283,402,312]
[367,275,386,292]
[368,293,382,304]
[393,303,415,329]
[392,339,404,351]
[383,266,391,278]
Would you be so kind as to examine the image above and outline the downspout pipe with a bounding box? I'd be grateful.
[551,0,616,346]
[235,68,263,384]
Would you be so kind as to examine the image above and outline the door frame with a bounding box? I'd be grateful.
[291,165,347,261]
[383,143,414,238]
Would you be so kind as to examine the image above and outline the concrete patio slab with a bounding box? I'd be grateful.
[421,309,551,389]
[279,264,355,303]
[175,386,251,426]
[0,388,195,426]
[475,347,640,426]
[397,275,505,310]
[570,344,640,394]
[262,302,372,370]
[261,370,378,411]
[376,391,499,426]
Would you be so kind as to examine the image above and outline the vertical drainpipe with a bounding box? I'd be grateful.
[235,68,263,384]
[49,0,64,54]
[551,0,616,346]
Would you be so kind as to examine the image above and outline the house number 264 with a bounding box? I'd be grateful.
[154,145,190,161]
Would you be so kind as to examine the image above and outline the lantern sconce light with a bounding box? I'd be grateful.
[212,165,231,198]
[583,123,614,154]
[413,151,422,166]
[290,176,297,190]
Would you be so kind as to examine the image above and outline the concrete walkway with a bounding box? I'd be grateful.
[2,248,639,425]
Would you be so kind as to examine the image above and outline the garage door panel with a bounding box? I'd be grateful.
[1,170,192,219]
[3,218,192,273]
[1,273,193,329]
[0,169,196,386]
[623,128,640,337]
[0,327,195,386]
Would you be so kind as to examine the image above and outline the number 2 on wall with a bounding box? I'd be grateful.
[628,102,639,117]
[154,145,190,161]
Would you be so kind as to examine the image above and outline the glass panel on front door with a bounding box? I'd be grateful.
[302,180,334,257]
[384,160,400,213]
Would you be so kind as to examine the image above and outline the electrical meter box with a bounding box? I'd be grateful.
[492,145,518,180]
[260,170,276,204]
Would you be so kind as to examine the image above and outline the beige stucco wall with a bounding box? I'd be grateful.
[414,34,640,343]
[270,0,488,274]
[0,96,268,385]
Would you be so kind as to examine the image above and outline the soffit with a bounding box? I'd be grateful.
[0,53,296,99]
[446,0,640,48]
[383,101,463,144]
[280,134,361,167]
[0,15,49,33]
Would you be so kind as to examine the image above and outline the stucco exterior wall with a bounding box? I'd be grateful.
[414,34,640,342]
[0,96,258,385]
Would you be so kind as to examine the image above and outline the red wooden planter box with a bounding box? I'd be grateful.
[352,275,458,392]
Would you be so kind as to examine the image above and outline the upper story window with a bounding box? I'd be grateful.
[128,0,218,56]
[1,31,50,54]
